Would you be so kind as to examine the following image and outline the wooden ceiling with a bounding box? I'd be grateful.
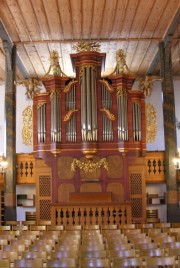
[0,0,180,83]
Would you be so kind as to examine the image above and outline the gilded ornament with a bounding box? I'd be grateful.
[99,79,114,93]
[137,75,163,97]
[37,102,46,110]
[110,49,131,75]
[15,78,42,100]
[73,41,100,52]
[79,64,96,80]
[64,80,78,93]
[63,109,78,122]
[71,158,108,173]
[146,103,157,143]
[50,88,61,100]
[45,50,67,76]
[100,108,115,121]
[22,106,33,146]
[116,86,127,96]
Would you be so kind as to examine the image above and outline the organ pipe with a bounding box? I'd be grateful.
[66,85,77,142]
[50,89,61,142]
[117,89,128,141]
[37,103,46,143]
[101,84,113,141]
[132,102,141,141]
[80,65,97,142]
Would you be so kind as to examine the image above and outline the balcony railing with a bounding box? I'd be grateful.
[145,151,165,183]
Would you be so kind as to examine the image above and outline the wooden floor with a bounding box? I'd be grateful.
[0,222,180,267]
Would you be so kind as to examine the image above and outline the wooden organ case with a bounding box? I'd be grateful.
[33,48,147,225]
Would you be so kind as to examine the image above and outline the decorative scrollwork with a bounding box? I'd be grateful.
[109,49,131,75]
[22,106,33,145]
[71,158,108,173]
[137,75,163,97]
[45,50,67,77]
[100,108,115,121]
[64,80,78,93]
[15,78,42,100]
[146,103,157,143]
[99,79,114,93]
[63,109,78,122]
[73,41,100,52]
[116,86,127,96]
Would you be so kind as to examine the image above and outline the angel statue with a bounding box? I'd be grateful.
[110,49,131,75]
[137,75,163,97]
[15,78,42,100]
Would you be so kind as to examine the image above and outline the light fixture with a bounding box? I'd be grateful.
[173,149,180,170]
[0,153,8,174]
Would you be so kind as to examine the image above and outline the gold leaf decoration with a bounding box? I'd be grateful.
[71,158,108,173]
[73,41,100,52]
[146,103,157,143]
[99,79,114,93]
[22,106,33,146]
[63,109,78,122]
[64,80,78,93]
[100,108,115,121]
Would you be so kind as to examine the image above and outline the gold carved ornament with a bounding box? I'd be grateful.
[100,108,115,121]
[137,75,163,97]
[146,103,157,143]
[63,109,78,122]
[15,78,42,100]
[37,102,46,110]
[22,106,33,146]
[45,50,67,77]
[99,79,114,93]
[64,80,78,94]
[71,158,109,173]
[109,49,131,75]
[79,64,96,80]
[116,86,127,97]
[73,41,100,52]
[50,88,61,100]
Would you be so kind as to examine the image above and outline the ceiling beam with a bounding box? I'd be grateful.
[147,8,180,75]
[0,20,29,79]
[13,37,176,46]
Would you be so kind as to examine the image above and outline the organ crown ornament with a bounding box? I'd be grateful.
[73,41,100,52]
[110,49,131,75]
[45,50,67,76]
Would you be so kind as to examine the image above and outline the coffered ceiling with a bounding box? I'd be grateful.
[0,0,180,83]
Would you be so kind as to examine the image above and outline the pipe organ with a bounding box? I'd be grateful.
[33,46,147,224]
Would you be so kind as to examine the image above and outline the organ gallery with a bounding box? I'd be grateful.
[32,43,147,225]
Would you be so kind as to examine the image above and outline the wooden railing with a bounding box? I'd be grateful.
[145,151,165,183]
[16,154,36,184]
[51,202,132,226]
[15,151,166,185]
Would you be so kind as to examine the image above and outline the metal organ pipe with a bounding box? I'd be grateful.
[81,65,97,142]
[101,84,113,142]
[50,90,61,142]
[66,85,76,142]
[37,103,46,143]
[132,102,141,141]
[117,90,128,141]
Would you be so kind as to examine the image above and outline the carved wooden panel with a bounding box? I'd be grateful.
[35,159,51,223]
[58,184,75,202]
[58,157,74,179]
[106,182,124,202]
[107,155,123,179]
[80,183,102,192]
[129,159,146,223]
